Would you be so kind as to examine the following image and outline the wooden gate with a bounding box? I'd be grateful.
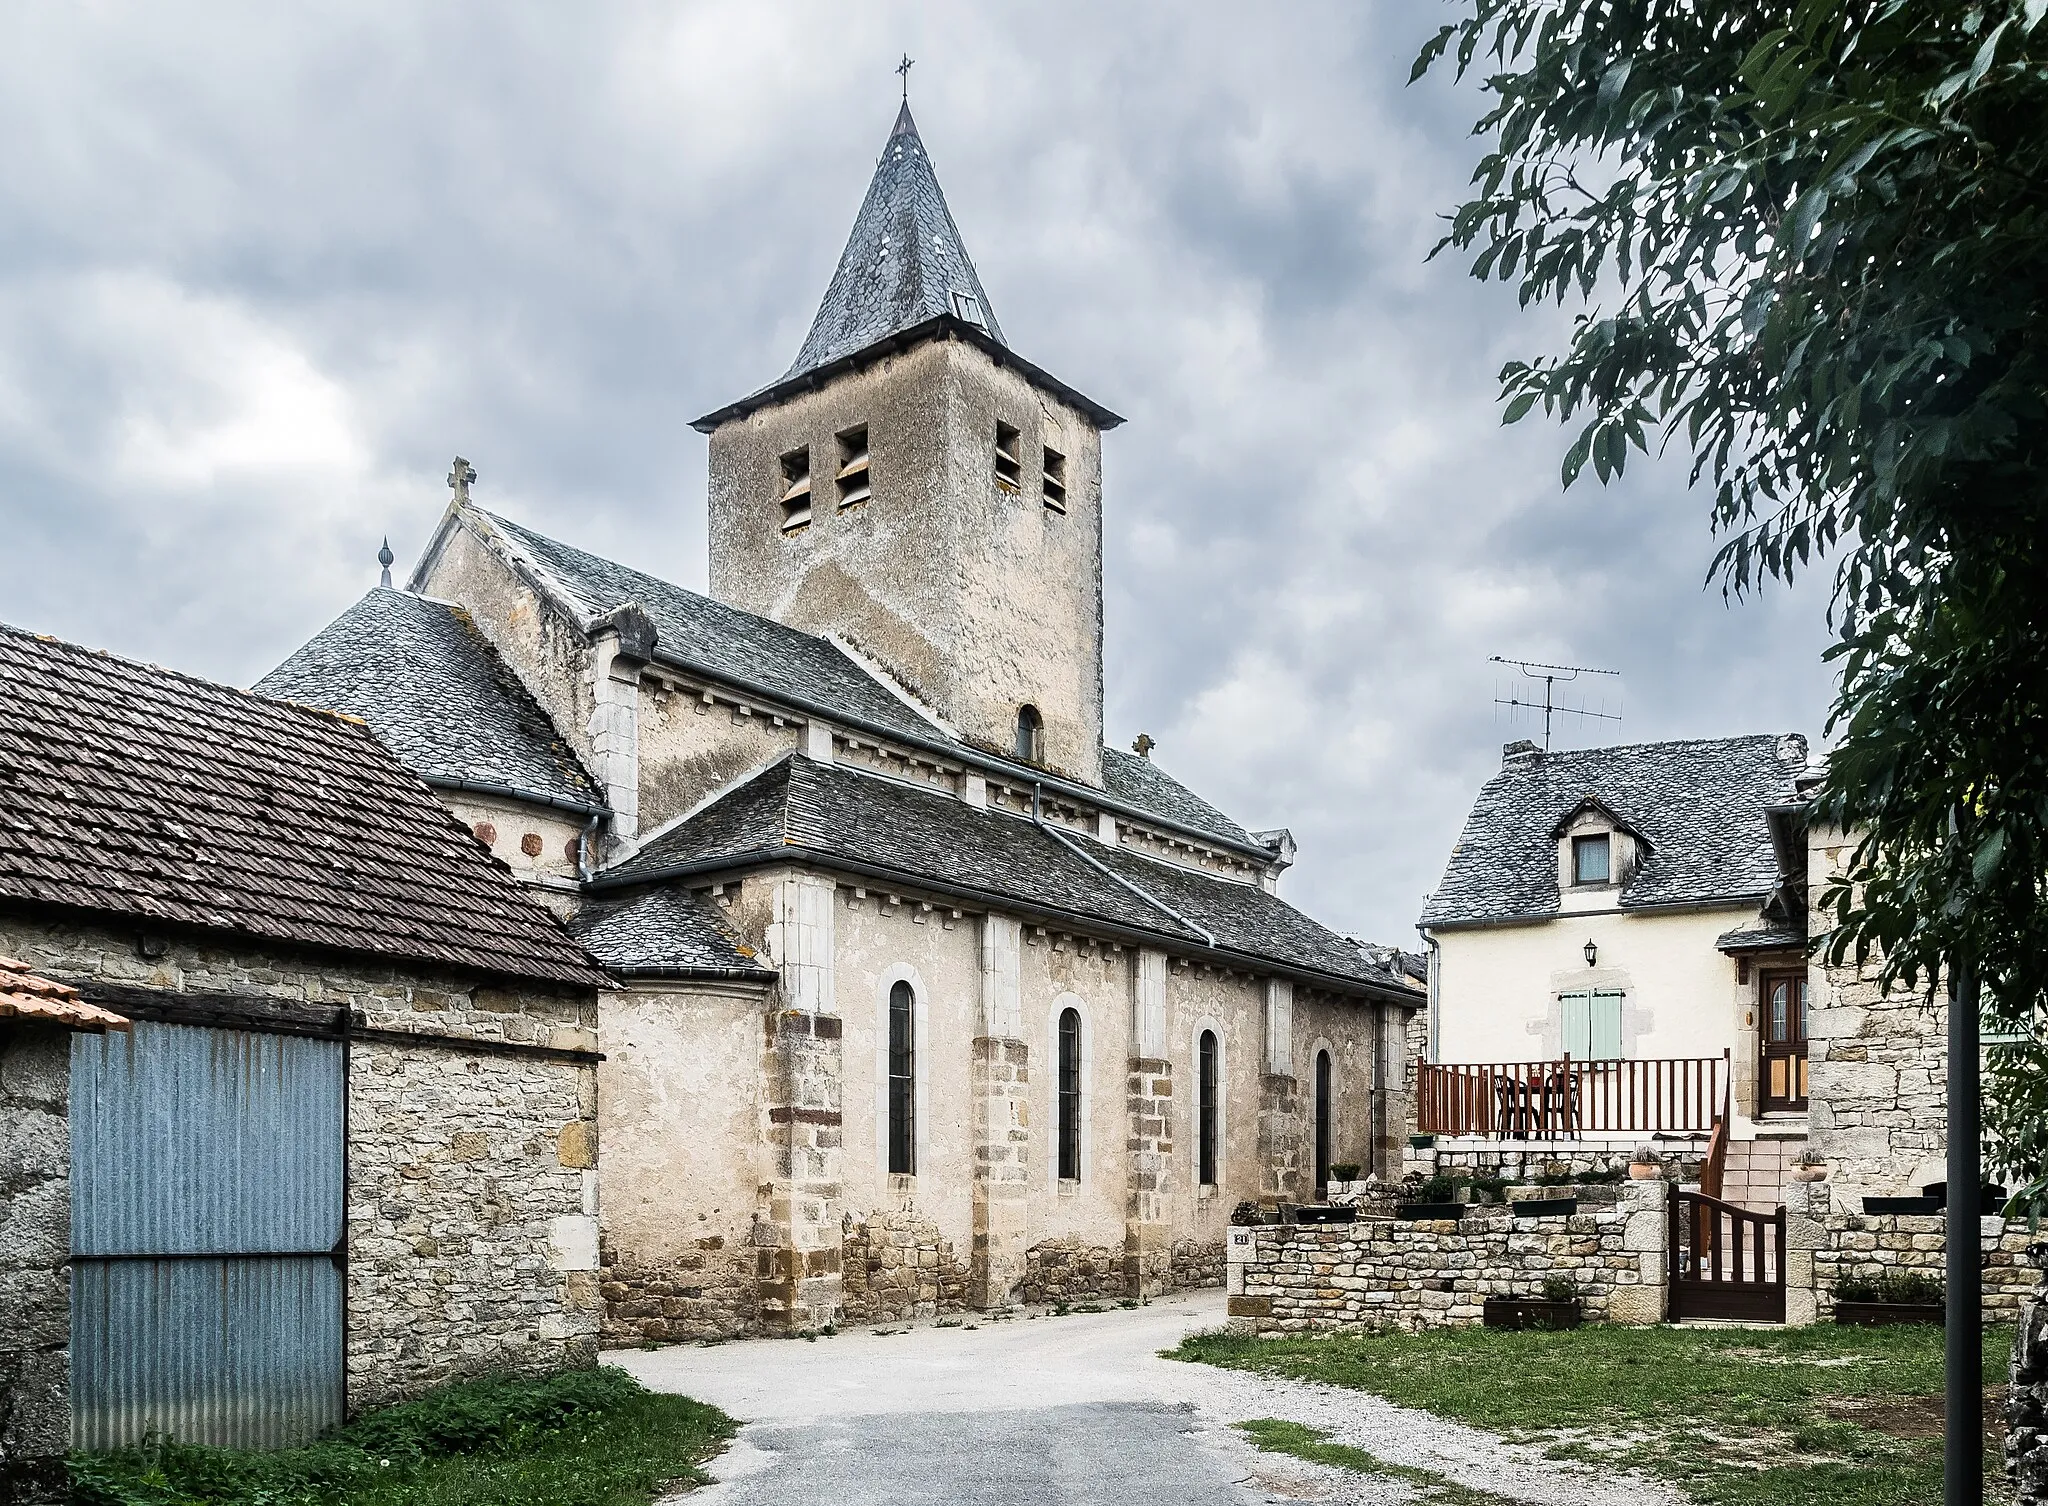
[1668,1190,1786,1322]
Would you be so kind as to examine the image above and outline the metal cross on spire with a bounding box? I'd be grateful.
[896,52,914,100]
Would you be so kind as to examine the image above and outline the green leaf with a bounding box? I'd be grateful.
[1972,828,2007,887]
[1503,391,1541,424]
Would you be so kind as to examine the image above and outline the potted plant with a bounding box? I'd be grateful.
[1790,1149,1829,1183]
[1397,1173,1464,1221]
[1484,1275,1584,1330]
[1627,1146,1663,1180]
[1833,1271,1944,1326]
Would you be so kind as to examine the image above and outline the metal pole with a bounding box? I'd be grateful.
[1945,953,1982,1506]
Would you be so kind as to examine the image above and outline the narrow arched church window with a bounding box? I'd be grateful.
[888,980,915,1175]
[1015,704,1043,764]
[1057,1007,1082,1181]
[1198,1028,1220,1188]
[1314,1049,1333,1198]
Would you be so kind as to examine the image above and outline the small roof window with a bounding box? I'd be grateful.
[951,290,987,330]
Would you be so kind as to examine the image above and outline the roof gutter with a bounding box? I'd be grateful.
[423,774,611,819]
[1030,781,1216,948]
[585,845,1419,1006]
[1420,892,1776,932]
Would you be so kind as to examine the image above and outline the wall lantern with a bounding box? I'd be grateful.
[1583,938,1599,968]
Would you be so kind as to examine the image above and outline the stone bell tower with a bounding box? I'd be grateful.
[693,102,1122,787]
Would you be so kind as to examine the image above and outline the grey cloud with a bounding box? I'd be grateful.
[0,0,1834,947]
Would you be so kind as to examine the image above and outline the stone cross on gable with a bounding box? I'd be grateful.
[448,456,477,503]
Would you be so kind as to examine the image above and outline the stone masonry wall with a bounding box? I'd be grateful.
[1781,1180,2043,1325]
[0,913,602,1416]
[1021,1238,1129,1304]
[1228,1180,1668,1334]
[840,1209,968,1324]
[599,1232,759,1345]
[2013,1249,2048,1506]
[0,1023,69,1506]
[1170,1238,1226,1290]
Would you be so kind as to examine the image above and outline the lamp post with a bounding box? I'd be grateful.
[1946,953,1982,1506]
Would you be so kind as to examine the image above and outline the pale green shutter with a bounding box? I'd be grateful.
[1559,992,1591,1059]
[1590,990,1625,1059]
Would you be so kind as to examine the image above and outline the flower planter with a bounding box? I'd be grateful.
[1835,1300,1944,1327]
[1395,1202,1464,1220]
[1482,1298,1582,1331]
[1862,1195,1942,1215]
[1293,1204,1357,1225]
[1409,1134,1437,1150]
[1510,1197,1578,1219]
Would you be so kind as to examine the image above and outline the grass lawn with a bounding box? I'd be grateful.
[1173,1322,2010,1506]
[69,1367,734,1506]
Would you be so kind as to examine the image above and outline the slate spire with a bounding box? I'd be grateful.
[783,102,1005,381]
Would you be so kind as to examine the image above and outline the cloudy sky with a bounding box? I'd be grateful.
[0,2,1835,945]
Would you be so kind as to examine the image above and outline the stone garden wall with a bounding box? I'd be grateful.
[2013,1253,2048,1506]
[1227,1180,1668,1334]
[1021,1238,1127,1304]
[1780,1179,2043,1324]
[0,1023,69,1506]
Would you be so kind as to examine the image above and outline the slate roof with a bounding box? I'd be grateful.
[0,624,609,991]
[571,888,774,978]
[255,587,602,811]
[1419,735,1809,929]
[1100,746,1253,847]
[593,755,1421,999]
[1715,923,1808,953]
[469,508,1269,857]
[783,102,1006,382]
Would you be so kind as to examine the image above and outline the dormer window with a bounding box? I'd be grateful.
[951,290,987,330]
[779,447,812,531]
[1014,704,1043,763]
[1573,833,1611,886]
[835,424,870,508]
[994,422,1022,492]
[1042,445,1067,512]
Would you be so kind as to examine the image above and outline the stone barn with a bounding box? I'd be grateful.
[0,623,612,1493]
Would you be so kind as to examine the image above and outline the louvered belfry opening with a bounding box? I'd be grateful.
[888,979,915,1175]
[1057,1007,1082,1181]
[1198,1028,1219,1188]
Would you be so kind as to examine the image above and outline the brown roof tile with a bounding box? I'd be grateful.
[0,625,608,992]
[0,955,128,1032]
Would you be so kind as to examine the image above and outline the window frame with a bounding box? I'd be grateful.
[873,966,930,1179]
[887,980,915,1175]
[835,424,871,509]
[1057,1006,1083,1182]
[1559,988,1626,1060]
[1571,832,1612,886]
[1014,704,1043,764]
[778,446,812,532]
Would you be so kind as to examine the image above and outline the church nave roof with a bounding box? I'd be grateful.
[588,754,1421,1001]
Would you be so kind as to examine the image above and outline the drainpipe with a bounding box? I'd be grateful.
[575,811,602,884]
[1031,782,1215,947]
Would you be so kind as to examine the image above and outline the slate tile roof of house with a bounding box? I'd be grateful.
[1419,734,1810,929]
[594,754,1421,1000]
[255,587,603,812]
[571,888,774,978]
[475,509,1263,855]
[0,624,609,991]
[0,956,129,1032]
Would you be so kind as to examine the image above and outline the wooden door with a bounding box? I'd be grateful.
[1759,970,1808,1113]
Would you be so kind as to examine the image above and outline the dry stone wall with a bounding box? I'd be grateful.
[1021,1238,1128,1304]
[599,1233,759,1344]
[1781,1180,2043,1323]
[840,1209,967,1324]
[1228,1181,1669,1333]
[0,1023,69,1506]
[2014,1250,2048,1506]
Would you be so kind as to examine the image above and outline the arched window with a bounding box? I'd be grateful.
[1198,1028,1220,1188]
[1014,704,1043,763]
[1057,1007,1082,1181]
[1314,1049,1333,1198]
[888,980,915,1175]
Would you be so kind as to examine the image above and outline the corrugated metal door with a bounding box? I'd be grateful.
[71,1020,345,1449]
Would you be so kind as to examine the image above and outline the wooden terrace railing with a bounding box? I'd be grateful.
[1416,1050,1732,1139]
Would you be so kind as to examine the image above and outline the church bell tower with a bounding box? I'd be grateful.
[693,101,1122,787]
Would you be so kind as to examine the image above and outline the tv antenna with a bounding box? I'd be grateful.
[1490,656,1623,751]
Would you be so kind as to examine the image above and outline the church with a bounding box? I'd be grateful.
[261,100,1424,1340]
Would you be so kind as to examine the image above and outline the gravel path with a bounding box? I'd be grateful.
[615,1292,1686,1505]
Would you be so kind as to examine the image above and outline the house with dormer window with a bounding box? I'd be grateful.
[1416,734,1818,1210]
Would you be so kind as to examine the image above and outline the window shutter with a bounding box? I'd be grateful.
[1591,990,1625,1060]
[1559,991,1591,1059]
